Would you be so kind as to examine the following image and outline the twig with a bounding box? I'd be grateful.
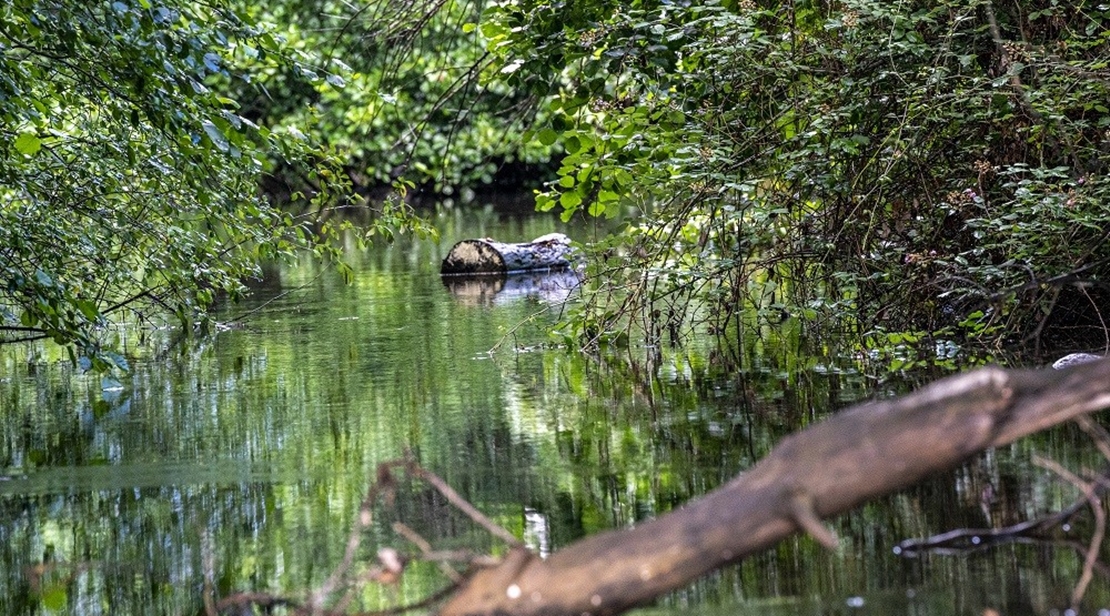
[487,305,558,354]
[216,456,521,615]
[1076,416,1110,463]
[983,0,1043,123]
[346,582,462,616]
[309,459,408,611]
[224,268,331,325]
[1032,455,1106,609]
[214,592,300,614]
[788,491,838,549]
[394,522,463,582]
[408,463,523,547]
[896,464,1110,555]
[1077,285,1110,354]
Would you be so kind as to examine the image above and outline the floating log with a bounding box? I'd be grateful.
[440,233,576,275]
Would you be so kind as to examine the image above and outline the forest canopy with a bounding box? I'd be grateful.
[2,0,1110,366]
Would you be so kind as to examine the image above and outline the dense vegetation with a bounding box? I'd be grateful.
[0,0,449,367]
[3,0,1109,367]
[227,0,556,196]
[1,1,334,367]
[3,2,1110,612]
[480,0,1110,354]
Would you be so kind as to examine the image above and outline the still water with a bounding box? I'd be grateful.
[1,205,1108,615]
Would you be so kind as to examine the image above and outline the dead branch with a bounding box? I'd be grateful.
[407,465,522,547]
[437,358,1110,616]
[895,464,1110,555]
[209,359,1110,616]
[211,456,524,615]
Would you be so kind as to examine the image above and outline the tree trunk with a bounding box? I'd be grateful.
[437,358,1110,616]
[440,233,575,275]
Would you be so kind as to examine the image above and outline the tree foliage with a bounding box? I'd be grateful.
[6,0,1109,367]
[227,0,556,197]
[478,0,1110,351]
[0,0,409,368]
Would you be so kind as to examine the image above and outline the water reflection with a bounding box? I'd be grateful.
[441,269,581,307]
[0,207,1108,614]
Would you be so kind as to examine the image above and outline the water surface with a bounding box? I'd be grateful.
[1,206,1108,615]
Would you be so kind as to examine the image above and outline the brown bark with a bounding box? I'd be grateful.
[437,358,1110,616]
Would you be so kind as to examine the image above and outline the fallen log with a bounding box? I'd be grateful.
[437,358,1110,616]
[440,233,576,275]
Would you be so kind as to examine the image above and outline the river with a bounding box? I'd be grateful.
[0,205,1106,615]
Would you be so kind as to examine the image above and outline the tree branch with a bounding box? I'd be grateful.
[438,358,1110,616]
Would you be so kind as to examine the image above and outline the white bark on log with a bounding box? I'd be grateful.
[441,233,575,275]
[437,358,1110,616]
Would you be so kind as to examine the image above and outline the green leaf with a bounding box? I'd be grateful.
[101,376,123,391]
[40,583,67,611]
[34,269,54,287]
[480,20,507,41]
[536,193,556,212]
[537,128,558,145]
[201,120,229,152]
[14,132,42,156]
[202,52,221,73]
[559,190,582,210]
[75,300,100,321]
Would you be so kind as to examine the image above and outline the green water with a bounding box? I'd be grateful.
[1,206,1108,615]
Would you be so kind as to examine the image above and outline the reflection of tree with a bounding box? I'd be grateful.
[504,348,885,536]
[203,359,1110,615]
[436,359,1110,615]
[441,270,581,307]
[7,224,1110,614]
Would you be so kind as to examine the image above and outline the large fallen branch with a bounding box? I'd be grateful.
[438,358,1110,616]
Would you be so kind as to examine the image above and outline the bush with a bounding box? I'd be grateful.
[479,0,1110,351]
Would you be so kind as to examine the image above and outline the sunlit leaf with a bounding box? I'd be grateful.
[14,132,42,156]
